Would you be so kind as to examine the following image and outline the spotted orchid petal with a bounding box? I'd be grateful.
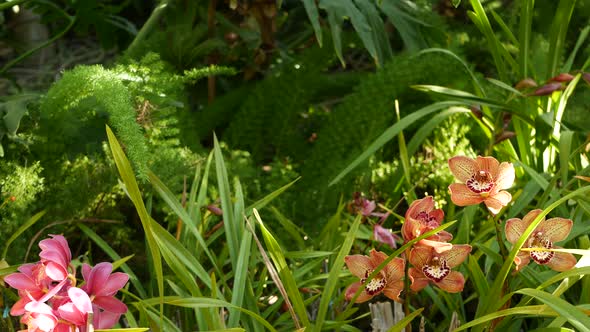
[545,248,577,272]
[448,156,478,183]
[536,217,573,243]
[448,184,484,206]
[344,255,373,279]
[483,191,512,215]
[435,271,466,293]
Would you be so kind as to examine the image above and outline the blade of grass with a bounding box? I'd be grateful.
[546,0,576,77]
[314,214,362,332]
[252,208,309,328]
[106,125,164,319]
[387,308,424,332]
[2,210,45,260]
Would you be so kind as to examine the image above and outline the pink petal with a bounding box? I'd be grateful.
[48,235,72,262]
[345,255,372,279]
[475,156,500,177]
[87,262,113,295]
[408,267,430,292]
[409,246,433,268]
[441,245,471,268]
[495,162,515,190]
[97,272,129,297]
[4,272,36,290]
[449,183,483,206]
[45,262,68,281]
[69,287,93,313]
[25,300,54,315]
[448,156,477,183]
[57,302,86,326]
[373,225,397,249]
[505,217,528,244]
[536,217,572,243]
[402,217,421,242]
[545,248,577,272]
[93,309,122,329]
[93,296,128,314]
[484,191,512,215]
[383,279,404,302]
[435,271,465,293]
[10,297,30,316]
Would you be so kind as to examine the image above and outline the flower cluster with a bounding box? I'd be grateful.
[344,155,578,304]
[4,235,129,332]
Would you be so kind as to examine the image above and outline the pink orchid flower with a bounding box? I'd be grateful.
[402,196,452,252]
[505,209,577,272]
[21,300,59,332]
[408,244,471,293]
[448,156,515,215]
[81,262,129,318]
[373,224,399,249]
[38,234,72,281]
[344,249,405,303]
[56,287,93,326]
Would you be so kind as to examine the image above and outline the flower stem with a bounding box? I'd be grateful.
[403,248,412,332]
[492,214,508,260]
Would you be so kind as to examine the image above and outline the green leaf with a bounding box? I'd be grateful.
[301,0,323,46]
[546,0,575,77]
[455,305,556,331]
[2,210,45,260]
[516,288,590,332]
[244,177,299,215]
[387,308,424,332]
[2,99,28,135]
[254,209,311,328]
[314,215,362,332]
[452,0,461,7]
[106,125,164,319]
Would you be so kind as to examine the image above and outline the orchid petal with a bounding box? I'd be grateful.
[449,183,483,206]
[409,246,432,268]
[448,156,477,183]
[475,156,500,177]
[93,296,128,314]
[69,287,93,313]
[406,196,435,219]
[484,191,512,215]
[522,209,544,227]
[440,245,471,268]
[384,257,405,282]
[45,262,68,281]
[495,162,515,190]
[435,271,465,293]
[514,252,531,271]
[383,279,404,302]
[93,309,122,329]
[536,217,573,243]
[369,249,388,267]
[344,282,372,303]
[505,217,528,244]
[408,268,430,292]
[4,272,36,290]
[87,262,113,295]
[418,239,453,253]
[344,255,372,279]
[436,231,453,242]
[373,225,397,249]
[97,272,129,297]
[545,247,577,272]
[57,302,86,326]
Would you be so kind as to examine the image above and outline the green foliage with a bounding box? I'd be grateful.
[294,51,471,229]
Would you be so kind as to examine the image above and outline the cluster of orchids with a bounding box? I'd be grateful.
[4,235,129,331]
[345,155,577,303]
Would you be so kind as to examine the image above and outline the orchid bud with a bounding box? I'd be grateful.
[514,78,537,90]
[549,73,574,83]
[532,82,563,96]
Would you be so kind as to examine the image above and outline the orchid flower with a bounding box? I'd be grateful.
[448,156,515,215]
[373,224,399,249]
[344,249,405,303]
[38,234,73,281]
[505,209,577,272]
[408,244,471,293]
[402,196,452,252]
[81,262,129,322]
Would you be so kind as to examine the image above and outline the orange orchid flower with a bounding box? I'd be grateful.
[403,196,453,252]
[448,156,515,215]
[344,249,405,303]
[408,244,471,293]
[505,209,577,272]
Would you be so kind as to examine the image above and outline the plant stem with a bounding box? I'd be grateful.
[492,213,508,260]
